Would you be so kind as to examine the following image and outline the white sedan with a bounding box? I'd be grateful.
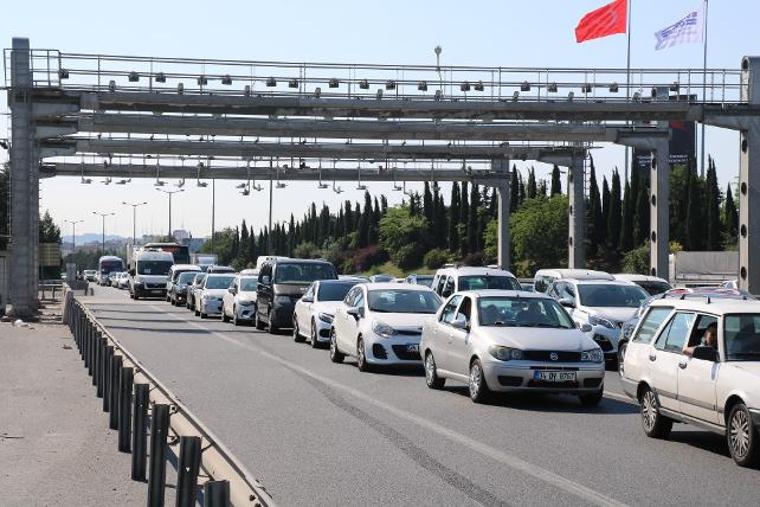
[420,290,605,404]
[329,283,442,371]
[195,274,237,318]
[293,279,362,347]
[222,275,258,326]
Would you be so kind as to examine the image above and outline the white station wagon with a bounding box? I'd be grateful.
[621,298,760,466]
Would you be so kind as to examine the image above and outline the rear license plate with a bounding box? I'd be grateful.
[534,371,576,382]
[407,344,419,353]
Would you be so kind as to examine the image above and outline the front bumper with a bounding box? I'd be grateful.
[201,299,224,315]
[134,284,167,297]
[235,302,256,321]
[314,317,333,342]
[365,333,422,366]
[583,325,622,358]
[482,359,605,394]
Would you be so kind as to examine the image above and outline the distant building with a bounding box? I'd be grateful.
[173,229,189,241]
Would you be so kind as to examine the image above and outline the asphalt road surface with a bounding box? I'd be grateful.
[82,286,760,506]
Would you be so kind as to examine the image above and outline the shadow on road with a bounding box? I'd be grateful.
[668,430,730,458]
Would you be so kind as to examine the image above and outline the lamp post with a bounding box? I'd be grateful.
[155,188,184,239]
[91,211,115,254]
[63,219,84,254]
[122,201,148,247]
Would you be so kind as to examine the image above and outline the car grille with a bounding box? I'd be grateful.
[497,376,523,387]
[527,380,579,388]
[522,351,582,362]
[145,283,164,289]
[592,334,614,352]
[395,329,423,336]
[391,345,421,361]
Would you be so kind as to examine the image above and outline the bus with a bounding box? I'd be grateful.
[97,255,125,286]
[142,242,190,264]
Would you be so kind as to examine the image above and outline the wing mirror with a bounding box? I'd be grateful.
[302,295,314,303]
[347,306,365,320]
[229,287,237,295]
[692,345,719,362]
[579,323,593,333]
[261,275,271,285]
[451,316,469,331]
[559,297,575,308]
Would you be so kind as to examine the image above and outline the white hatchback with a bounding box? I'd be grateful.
[621,298,760,466]
[329,283,441,371]
[293,279,362,348]
[420,290,605,404]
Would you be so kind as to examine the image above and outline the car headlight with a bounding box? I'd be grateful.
[318,312,334,324]
[581,349,604,363]
[372,321,396,338]
[275,295,291,304]
[488,345,523,361]
[588,315,615,329]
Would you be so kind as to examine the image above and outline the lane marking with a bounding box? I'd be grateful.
[150,306,627,507]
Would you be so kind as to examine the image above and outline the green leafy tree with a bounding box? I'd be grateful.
[468,183,480,253]
[379,206,428,270]
[511,196,568,277]
[39,210,61,243]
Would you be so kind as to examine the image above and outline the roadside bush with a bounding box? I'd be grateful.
[423,248,451,270]
[462,252,485,267]
[293,241,321,259]
[351,245,388,272]
[394,244,424,271]
[622,244,649,274]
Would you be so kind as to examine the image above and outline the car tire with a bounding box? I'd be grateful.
[468,359,491,403]
[640,386,673,439]
[195,308,200,317]
[329,330,344,363]
[356,337,372,372]
[424,352,445,390]
[310,320,320,348]
[728,403,760,467]
[233,308,242,326]
[200,312,207,319]
[293,319,305,342]
[580,388,604,407]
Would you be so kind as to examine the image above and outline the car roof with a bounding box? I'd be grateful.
[436,266,517,277]
[536,268,613,280]
[650,297,760,315]
[364,282,432,291]
[564,278,638,287]
[206,272,236,277]
[458,289,553,299]
[172,264,200,270]
[613,273,669,284]
[319,279,360,285]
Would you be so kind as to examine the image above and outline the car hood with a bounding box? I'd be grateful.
[202,289,227,297]
[371,312,436,331]
[481,327,598,351]
[581,306,638,324]
[274,283,311,297]
[312,301,342,315]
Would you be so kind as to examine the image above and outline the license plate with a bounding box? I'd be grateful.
[151,290,162,294]
[534,371,576,382]
[407,344,419,353]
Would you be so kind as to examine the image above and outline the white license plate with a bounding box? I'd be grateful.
[407,344,419,353]
[534,371,576,382]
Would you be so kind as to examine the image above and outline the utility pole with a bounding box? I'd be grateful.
[91,211,115,255]
[64,219,84,254]
[155,188,184,239]
[122,201,148,247]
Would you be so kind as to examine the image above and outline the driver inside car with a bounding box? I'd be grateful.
[683,322,718,357]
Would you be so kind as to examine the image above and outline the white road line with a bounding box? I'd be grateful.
[161,307,628,507]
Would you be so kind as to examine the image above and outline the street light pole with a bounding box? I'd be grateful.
[91,211,115,255]
[155,188,185,240]
[63,219,84,254]
[122,201,148,247]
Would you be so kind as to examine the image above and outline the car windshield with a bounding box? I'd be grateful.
[477,297,575,328]
[635,281,672,296]
[178,272,197,284]
[318,282,355,301]
[724,314,760,361]
[414,276,434,287]
[100,260,123,274]
[193,274,206,285]
[458,275,521,291]
[367,289,441,314]
[240,278,258,292]
[274,263,336,283]
[578,284,647,308]
[205,276,235,289]
[137,261,173,276]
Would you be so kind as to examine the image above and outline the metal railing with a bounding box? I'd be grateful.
[63,290,274,507]
[4,48,746,105]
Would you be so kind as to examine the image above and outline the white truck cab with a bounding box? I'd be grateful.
[129,249,174,300]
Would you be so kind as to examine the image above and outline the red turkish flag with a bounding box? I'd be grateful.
[575,0,627,43]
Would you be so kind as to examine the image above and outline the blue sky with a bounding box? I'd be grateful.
[2,0,758,239]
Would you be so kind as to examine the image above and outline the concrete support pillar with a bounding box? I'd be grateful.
[8,37,38,317]
[738,57,760,293]
[649,140,670,279]
[493,159,510,271]
[567,154,585,269]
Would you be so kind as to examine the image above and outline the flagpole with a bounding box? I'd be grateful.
[700,0,709,178]
[624,0,632,185]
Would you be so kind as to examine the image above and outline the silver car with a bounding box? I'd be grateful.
[420,290,605,404]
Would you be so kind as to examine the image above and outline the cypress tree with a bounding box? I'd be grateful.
[380,195,388,213]
[468,184,480,252]
[634,181,650,246]
[607,170,622,250]
[621,180,634,252]
[550,165,562,196]
[239,219,249,259]
[509,167,519,212]
[601,177,611,229]
[517,171,526,207]
[423,182,434,227]
[288,214,296,256]
[460,182,470,255]
[248,225,257,263]
[724,184,738,248]
[705,157,722,250]
[586,159,605,251]
[527,168,537,199]
[344,201,353,236]
[537,179,548,197]
[449,182,461,251]
[685,170,703,250]
[488,186,498,220]
[357,191,372,247]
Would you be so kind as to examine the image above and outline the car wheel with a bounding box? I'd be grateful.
[618,342,627,375]
[233,308,242,326]
[640,387,673,439]
[424,352,445,390]
[268,311,279,334]
[195,308,200,317]
[310,320,320,348]
[468,359,490,403]
[293,319,305,342]
[728,403,760,467]
[329,330,344,363]
[356,337,372,372]
[200,312,207,319]
[579,388,604,407]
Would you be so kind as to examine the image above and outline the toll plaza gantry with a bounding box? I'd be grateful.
[5,36,760,316]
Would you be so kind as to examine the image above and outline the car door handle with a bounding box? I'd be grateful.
[648,353,657,362]
[678,360,688,369]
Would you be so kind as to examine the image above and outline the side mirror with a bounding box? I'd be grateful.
[129,269,135,276]
[261,275,271,285]
[347,306,364,320]
[579,323,593,333]
[229,287,237,294]
[692,346,719,362]
[451,316,469,331]
[302,296,313,303]
[559,297,575,308]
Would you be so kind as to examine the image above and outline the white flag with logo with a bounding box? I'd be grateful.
[654,5,704,51]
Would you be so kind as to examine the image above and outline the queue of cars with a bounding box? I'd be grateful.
[126,259,760,468]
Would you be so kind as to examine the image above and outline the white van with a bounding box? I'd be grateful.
[129,250,175,300]
[97,255,124,286]
[533,269,614,294]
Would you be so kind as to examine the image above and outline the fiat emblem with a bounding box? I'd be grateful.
[550,352,559,361]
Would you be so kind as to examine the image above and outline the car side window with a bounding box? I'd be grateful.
[344,287,359,307]
[440,295,462,324]
[304,285,314,300]
[435,275,446,295]
[456,297,472,325]
[561,283,576,300]
[354,290,365,309]
[441,276,455,298]
[655,312,695,352]
[686,314,718,348]
[632,307,673,343]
